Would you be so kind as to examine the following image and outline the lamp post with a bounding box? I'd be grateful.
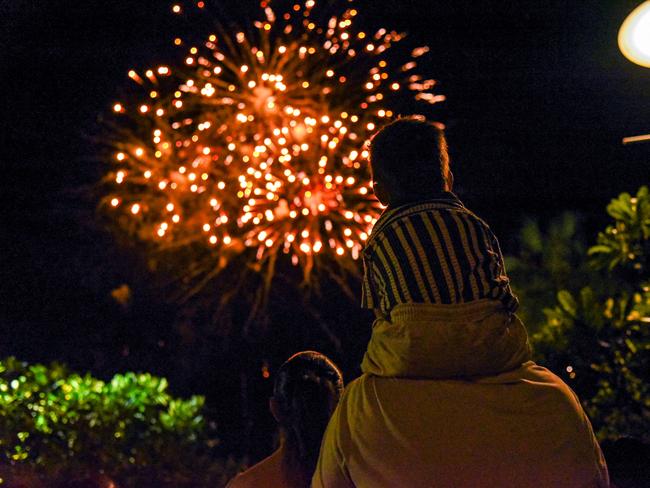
[618,1,650,144]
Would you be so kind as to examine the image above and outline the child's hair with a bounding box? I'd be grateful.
[369,116,450,201]
[273,351,344,486]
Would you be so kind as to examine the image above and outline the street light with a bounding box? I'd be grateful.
[618,2,650,144]
[619,1,650,68]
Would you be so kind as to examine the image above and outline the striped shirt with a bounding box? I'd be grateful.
[361,193,518,314]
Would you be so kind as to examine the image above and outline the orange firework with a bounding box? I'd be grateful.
[101,0,443,304]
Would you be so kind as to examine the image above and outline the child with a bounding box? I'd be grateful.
[360,116,531,378]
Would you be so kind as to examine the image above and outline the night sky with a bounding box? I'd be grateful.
[2,0,649,457]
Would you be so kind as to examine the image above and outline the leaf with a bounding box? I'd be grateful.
[521,220,543,253]
[587,245,612,256]
[607,199,629,220]
[625,338,638,354]
[557,290,578,317]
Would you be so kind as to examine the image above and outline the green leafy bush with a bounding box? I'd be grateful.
[505,212,599,334]
[589,186,650,283]
[532,186,650,441]
[0,358,240,487]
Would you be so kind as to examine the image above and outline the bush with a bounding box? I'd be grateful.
[0,357,240,487]
[532,186,650,441]
[505,212,598,334]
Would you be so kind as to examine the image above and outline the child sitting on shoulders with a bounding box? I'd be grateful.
[361,117,530,378]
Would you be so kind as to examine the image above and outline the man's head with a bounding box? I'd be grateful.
[368,116,452,206]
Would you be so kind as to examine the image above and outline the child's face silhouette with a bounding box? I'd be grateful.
[371,179,390,206]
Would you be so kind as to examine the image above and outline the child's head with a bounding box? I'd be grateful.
[368,116,452,206]
[270,351,343,484]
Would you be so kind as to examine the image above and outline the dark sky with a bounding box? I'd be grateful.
[3,0,650,364]
[3,1,649,212]
[1,0,649,454]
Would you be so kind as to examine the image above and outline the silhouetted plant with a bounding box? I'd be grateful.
[505,211,599,334]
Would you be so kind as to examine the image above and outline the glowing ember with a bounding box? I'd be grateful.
[101,0,443,289]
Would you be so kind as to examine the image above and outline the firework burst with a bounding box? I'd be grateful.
[101,0,443,309]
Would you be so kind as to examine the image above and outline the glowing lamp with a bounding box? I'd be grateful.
[618,1,650,67]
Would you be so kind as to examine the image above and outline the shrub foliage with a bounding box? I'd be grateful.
[0,358,238,487]
[532,186,650,441]
[505,211,596,334]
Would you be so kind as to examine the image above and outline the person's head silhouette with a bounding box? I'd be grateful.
[369,116,452,206]
[270,351,344,486]
[227,350,343,488]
